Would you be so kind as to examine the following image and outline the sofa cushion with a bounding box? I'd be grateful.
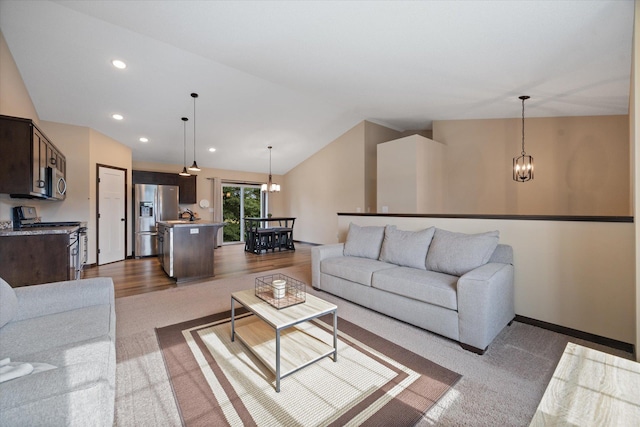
[379,225,435,270]
[0,361,114,426]
[321,256,396,286]
[372,267,459,310]
[343,223,385,260]
[0,277,18,328]
[0,304,113,359]
[426,229,499,276]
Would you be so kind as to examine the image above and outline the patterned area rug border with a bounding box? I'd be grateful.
[156,309,461,426]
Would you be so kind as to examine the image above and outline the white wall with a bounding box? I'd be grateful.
[338,215,635,345]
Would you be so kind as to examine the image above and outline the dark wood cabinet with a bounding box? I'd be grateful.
[0,115,66,199]
[0,233,71,287]
[172,225,214,283]
[132,170,197,204]
[178,175,197,204]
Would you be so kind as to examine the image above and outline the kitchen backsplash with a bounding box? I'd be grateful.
[0,220,13,230]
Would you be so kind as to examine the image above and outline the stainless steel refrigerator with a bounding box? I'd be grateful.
[134,184,179,257]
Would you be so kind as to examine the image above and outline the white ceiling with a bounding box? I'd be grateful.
[0,0,634,175]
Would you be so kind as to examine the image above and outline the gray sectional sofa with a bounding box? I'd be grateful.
[0,277,116,426]
[312,223,515,354]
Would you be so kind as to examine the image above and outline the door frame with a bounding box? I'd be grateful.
[221,182,264,244]
[96,164,128,265]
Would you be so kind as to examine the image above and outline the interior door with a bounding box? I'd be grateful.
[98,166,126,265]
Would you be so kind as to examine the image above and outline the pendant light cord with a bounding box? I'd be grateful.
[522,98,525,155]
[268,146,273,185]
[183,117,188,165]
[193,94,197,159]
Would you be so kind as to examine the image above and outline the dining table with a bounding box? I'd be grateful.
[243,217,296,254]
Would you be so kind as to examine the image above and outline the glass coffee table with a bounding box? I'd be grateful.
[231,289,338,392]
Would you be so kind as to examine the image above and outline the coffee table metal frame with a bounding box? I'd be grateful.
[231,289,338,392]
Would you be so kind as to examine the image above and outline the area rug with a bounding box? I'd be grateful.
[156,309,461,427]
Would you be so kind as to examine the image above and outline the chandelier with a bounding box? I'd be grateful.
[513,95,533,182]
[261,146,280,193]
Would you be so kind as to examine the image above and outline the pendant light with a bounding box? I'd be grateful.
[513,95,534,182]
[261,146,281,193]
[179,117,191,176]
[188,92,201,172]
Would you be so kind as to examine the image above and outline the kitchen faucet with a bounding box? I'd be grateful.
[182,209,196,221]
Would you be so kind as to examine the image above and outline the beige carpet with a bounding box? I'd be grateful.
[114,265,634,426]
[156,310,460,426]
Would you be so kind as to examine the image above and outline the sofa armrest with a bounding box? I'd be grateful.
[457,262,514,351]
[13,277,115,322]
[311,243,344,289]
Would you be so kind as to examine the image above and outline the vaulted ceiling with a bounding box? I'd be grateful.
[0,0,633,174]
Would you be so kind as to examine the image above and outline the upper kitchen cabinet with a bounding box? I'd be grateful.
[178,174,197,204]
[133,170,197,204]
[0,115,67,200]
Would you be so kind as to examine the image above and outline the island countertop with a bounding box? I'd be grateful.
[157,220,226,228]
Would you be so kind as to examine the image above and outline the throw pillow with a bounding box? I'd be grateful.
[379,225,435,270]
[0,277,18,328]
[343,223,385,260]
[426,229,499,276]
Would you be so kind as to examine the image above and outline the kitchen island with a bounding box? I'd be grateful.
[157,220,225,284]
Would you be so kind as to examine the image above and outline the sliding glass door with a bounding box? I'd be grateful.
[222,185,263,243]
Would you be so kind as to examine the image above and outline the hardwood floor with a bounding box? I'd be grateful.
[82,242,313,298]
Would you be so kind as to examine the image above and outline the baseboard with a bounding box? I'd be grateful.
[515,315,634,355]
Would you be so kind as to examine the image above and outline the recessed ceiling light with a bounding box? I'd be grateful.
[139,137,149,143]
[112,114,123,120]
[208,147,216,152]
[112,59,126,69]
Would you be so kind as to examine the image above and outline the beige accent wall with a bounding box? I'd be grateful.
[364,122,402,213]
[132,160,284,219]
[633,0,639,361]
[433,115,631,216]
[377,135,445,213]
[0,30,39,124]
[338,215,635,345]
[284,122,365,244]
[36,121,91,228]
[283,121,400,244]
[89,129,133,262]
[0,29,41,221]
[34,123,133,264]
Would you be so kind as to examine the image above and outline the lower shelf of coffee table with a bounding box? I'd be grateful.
[234,315,335,377]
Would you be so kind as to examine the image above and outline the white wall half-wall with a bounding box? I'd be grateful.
[338,215,635,346]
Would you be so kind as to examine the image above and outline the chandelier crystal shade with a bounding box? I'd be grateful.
[179,117,191,176]
[261,146,281,193]
[513,95,534,182]
[188,93,201,172]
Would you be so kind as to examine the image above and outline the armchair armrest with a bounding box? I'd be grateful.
[311,243,344,289]
[13,277,115,322]
[457,262,514,351]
